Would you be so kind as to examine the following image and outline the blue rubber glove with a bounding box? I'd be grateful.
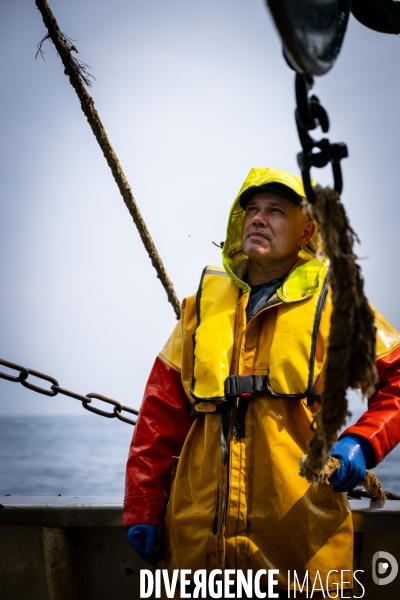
[329,434,374,493]
[127,524,164,565]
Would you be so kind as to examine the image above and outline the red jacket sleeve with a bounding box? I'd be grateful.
[340,346,400,466]
[123,356,193,528]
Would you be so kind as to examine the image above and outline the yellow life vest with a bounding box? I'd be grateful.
[191,258,329,410]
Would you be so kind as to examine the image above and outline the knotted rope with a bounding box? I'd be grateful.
[300,185,386,502]
[35,0,181,320]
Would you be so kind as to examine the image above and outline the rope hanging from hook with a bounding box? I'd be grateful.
[292,74,385,501]
[300,186,385,501]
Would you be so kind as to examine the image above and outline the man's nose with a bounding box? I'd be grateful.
[252,211,267,226]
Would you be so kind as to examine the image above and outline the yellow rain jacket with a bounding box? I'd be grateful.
[124,168,400,593]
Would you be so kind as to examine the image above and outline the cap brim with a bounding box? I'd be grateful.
[239,182,303,209]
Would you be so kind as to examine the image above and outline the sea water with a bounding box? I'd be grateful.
[0,414,133,496]
[0,411,399,496]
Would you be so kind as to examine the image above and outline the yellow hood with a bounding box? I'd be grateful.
[222,167,318,292]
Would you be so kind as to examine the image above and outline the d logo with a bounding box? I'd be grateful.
[372,551,399,586]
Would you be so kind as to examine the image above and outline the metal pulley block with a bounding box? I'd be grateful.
[265,0,352,198]
[263,1,399,198]
[352,0,400,34]
[266,1,400,78]
[266,0,351,76]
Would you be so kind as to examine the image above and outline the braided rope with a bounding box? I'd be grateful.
[300,186,384,500]
[35,0,181,319]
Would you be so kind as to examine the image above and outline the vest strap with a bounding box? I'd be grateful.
[225,374,322,407]
[225,374,268,398]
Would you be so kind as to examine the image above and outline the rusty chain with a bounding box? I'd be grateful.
[0,358,138,426]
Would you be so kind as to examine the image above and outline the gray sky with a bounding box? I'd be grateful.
[1,0,400,419]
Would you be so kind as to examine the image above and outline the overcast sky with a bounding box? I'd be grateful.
[1,0,400,422]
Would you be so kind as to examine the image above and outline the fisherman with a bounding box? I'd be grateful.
[123,168,400,598]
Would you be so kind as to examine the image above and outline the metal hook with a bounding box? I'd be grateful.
[294,73,348,203]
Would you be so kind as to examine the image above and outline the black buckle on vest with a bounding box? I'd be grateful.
[225,375,254,398]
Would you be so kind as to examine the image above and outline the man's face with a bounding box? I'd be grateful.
[241,192,313,266]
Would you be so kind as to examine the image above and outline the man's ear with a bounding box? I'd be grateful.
[301,220,316,246]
